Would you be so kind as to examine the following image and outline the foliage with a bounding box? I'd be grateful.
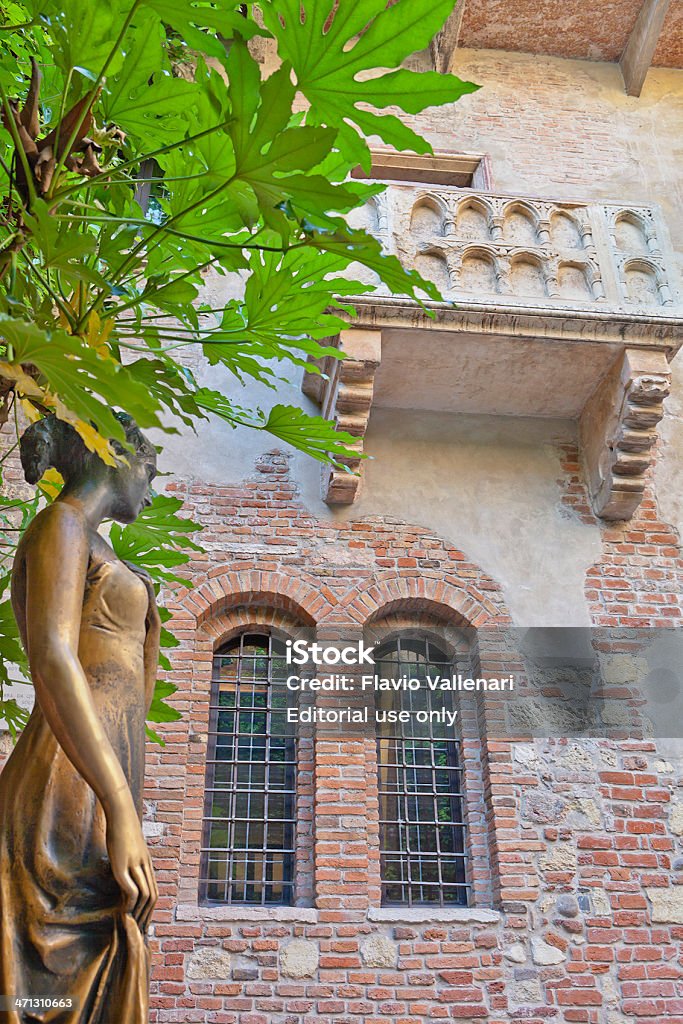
[0,0,477,737]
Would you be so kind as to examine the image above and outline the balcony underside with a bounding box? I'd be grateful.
[303,301,682,520]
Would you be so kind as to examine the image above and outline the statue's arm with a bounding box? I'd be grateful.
[23,503,157,927]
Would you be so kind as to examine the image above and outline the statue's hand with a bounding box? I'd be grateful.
[106,802,159,933]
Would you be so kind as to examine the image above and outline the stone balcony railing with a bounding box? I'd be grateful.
[305,182,683,516]
[348,183,682,317]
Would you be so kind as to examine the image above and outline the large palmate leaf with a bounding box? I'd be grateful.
[109,494,203,585]
[0,316,161,442]
[218,43,359,234]
[263,405,362,466]
[141,0,264,58]
[261,0,479,166]
[204,247,373,372]
[195,390,363,467]
[29,0,131,79]
[102,16,199,147]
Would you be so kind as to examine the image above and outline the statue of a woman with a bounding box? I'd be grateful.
[0,414,160,1023]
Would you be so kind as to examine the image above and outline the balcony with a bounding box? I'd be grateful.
[303,181,683,517]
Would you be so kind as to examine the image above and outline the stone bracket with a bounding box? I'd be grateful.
[580,347,671,521]
[302,329,381,505]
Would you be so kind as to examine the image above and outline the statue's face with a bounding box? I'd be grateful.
[109,449,157,524]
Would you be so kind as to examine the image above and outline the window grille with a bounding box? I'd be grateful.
[375,636,468,906]
[200,632,296,905]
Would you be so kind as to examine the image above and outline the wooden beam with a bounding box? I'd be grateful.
[620,0,671,97]
[430,1,466,74]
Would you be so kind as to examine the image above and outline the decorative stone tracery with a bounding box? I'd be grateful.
[356,185,680,316]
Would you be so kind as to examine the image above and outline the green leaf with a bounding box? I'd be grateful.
[147,676,181,745]
[261,0,479,164]
[38,0,131,79]
[0,697,30,740]
[0,576,29,684]
[109,493,203,585]
[218,42,359,234]
[24,200,97,268]
[193,388,265,428]
[311,227,446,304]
[204,247,371,370]
[263,404,363,465]
[103,10,165,114]
[0,315,163,440]
[141,0,264,58]
[147,678,181,722]
[126,358,201,429]
[197,392,363,466]
[102,71,199,146]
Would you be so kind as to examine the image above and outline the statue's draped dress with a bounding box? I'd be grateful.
[0,515,152,1024]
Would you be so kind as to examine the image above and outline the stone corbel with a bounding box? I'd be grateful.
[302,329,382,505]
[580,348,671,520]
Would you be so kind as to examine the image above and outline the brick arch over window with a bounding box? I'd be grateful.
[331,574,510,629]
[180,569,337,628]
[350,586,510,910]
[175,603,316,910]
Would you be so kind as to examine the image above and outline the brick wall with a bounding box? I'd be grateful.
[137,446,683,1024]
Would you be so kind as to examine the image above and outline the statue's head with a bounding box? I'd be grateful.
[20,413,157,524]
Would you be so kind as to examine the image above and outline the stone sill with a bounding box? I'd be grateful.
[177,903,500,926]
[368,907,501,924]
[176,904,318,923]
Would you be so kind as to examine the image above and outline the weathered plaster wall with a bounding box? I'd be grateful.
[353,409,602,626]
[154,48,683,627]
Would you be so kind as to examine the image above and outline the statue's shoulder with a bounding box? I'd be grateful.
[20,500,90,553]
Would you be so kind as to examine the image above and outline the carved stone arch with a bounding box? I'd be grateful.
[366,193,390,237]
[508,249,547,297]
[501,200,541,245]
[458,244,500,294]
[550,209,584,250]
[623,256,667,305]
[557,259,593,301]
[614,210,651,254]
[414,246,451,293]
[410,193,448,238]
[455,195,493,241]
[180,568,336,628]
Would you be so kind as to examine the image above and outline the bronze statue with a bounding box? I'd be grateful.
[0,414,160,1023]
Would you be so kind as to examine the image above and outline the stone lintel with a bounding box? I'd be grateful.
[620,0,672,97]
[580,347,671,521]
[303,329,382,505]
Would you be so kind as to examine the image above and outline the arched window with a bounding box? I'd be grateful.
[375,636,468,906]
[200,632,296,905]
